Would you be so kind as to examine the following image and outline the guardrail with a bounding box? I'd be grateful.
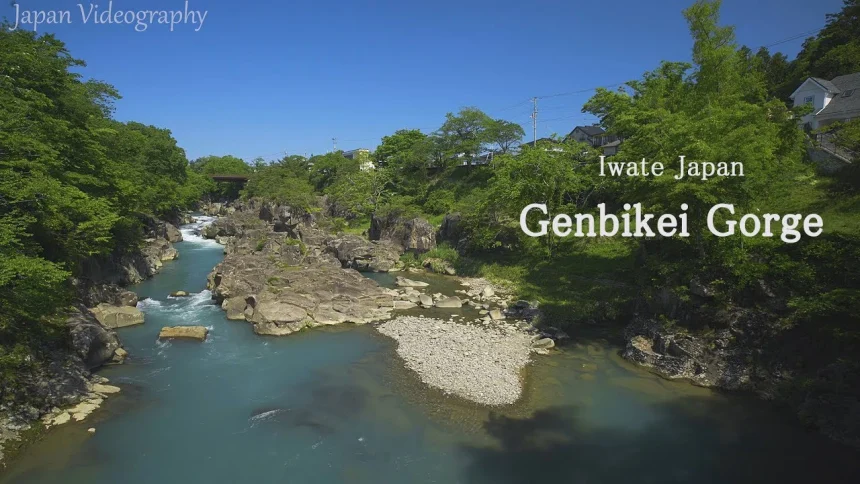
[816,132,855,163]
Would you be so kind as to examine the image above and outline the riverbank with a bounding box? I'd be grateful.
[0,217,187,468]
[377,316,534,405]
[3,208,860,483]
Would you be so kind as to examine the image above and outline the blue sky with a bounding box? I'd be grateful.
[2,0,845,161]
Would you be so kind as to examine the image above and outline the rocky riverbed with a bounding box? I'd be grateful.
[0,217,184,466]
[377,316,535,405]
[200,200,568,406]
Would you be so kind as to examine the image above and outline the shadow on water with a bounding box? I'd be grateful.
[249,382,370,436]
[461,396,860,484]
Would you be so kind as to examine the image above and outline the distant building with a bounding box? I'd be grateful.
[565,125,617,147]
[601,139,622,156]
[790,73,860,130]
[565,125,623,156]
[343,148,375,170]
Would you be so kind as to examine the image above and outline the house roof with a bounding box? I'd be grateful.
[790,77,840,99]
[817,72,860,119]
[600,140,621,148]
[811,77,841,94]
[572,125,606,136]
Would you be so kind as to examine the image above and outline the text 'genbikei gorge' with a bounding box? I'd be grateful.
[521,156,825,243]
[8,1,208,32]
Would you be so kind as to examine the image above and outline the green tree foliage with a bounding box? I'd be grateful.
[485,118,525,154]
[323,168,392,219]
[308,152,360,191]
[434,107,493,167]
[584,0,805,244]
[189,155,251,200]
[242,164,317,209]
[376,129,428,165]
[757,0,860,99]
[791,0,860,84]
[0,26,202,394]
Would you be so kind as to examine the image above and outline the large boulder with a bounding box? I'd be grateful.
[74,282,138,308]
[222,296,250,320]
[326,235,402,272]
[208,255,395,333]
[435,296,463,308]
[369,214,436,253]
[395,277,429,288]
[67,306,124,368]
[89,303,145,329]
[158,222,183,243]
[621,318,752,390]
[158,326,209,341]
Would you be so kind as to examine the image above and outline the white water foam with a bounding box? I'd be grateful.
[137,298,163,310]
[179,215,221,247]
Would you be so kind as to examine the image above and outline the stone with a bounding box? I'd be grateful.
[92,383,121,394]
[395,300,418,310]
[419,294,434,307]
[222,296,249,320]
[112,347,128,363]
[481,286,495,298]
[51,412,71,426]
[377,316,533,405]
[369,215,436,253]
[395,277,429,288]
[253,320,308,336]
[68,402,99,421]
[247,301,308,325]
[118,291,139,307]
[160,247,179,261]
[435,297,463,309]
[158,326,209,341]
[88,427,96,434]
[67,305,122,369]
[90,303,145,329]
[489,309,504,320]
[170,291,189,297]
[531,338,555,349]
[326,235,402,272]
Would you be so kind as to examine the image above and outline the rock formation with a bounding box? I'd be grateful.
[369,213,436,253]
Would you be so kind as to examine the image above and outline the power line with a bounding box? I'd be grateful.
[233,25,831,162]
[763,28,822,48]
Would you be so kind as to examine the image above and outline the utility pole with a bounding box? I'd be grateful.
[332,137,337,152]
[530,97,538,147]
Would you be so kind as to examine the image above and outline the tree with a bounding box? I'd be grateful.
[434,107,493,166]
[242,164,316,209]
[488,140,598,256]
[308,152,359,191]
[189,155,251,200]
[324,168,392,219]
[375,129,427,165]
[584,0,805,246]
[485,119,525,154]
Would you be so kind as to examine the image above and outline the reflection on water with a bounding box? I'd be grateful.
[2,219,858,483]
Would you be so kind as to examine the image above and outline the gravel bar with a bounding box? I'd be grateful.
[376,316,533,405]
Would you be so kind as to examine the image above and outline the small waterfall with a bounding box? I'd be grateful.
[179,215,220,246]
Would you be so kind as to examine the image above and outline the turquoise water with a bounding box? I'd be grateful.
[2,221,858,483]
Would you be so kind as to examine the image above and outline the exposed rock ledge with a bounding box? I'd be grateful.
[208,255,394,335]
[377,316,535,405]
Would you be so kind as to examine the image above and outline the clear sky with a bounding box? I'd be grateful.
[2,0,846,161]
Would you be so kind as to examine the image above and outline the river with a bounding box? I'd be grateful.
[1,217,858,483]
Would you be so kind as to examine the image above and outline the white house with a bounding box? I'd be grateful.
[342,148,375,171]
[790,73,860,130]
